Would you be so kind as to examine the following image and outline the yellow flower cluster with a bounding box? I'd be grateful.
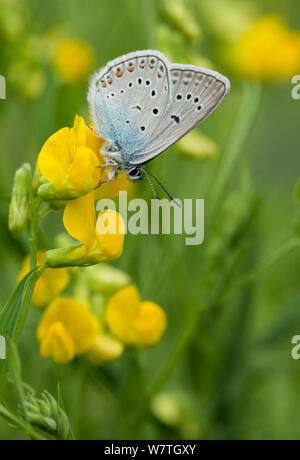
[37,297,98,364]
[36,284,167,365]
[17,113,167,362]
[37,115,128,202]
[35,115,130,268]
[106,285,167,347]
[230,15,300,81]
[15,97,166,366]
[37,116,102,200]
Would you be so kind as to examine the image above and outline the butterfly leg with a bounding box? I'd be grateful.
[84,120,99,136]
[93,171,118,190]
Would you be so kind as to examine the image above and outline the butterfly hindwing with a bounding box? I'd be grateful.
[130,64,230,165]
[88,50,171,162]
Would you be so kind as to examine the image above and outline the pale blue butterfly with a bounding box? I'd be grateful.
[88,50,230,200]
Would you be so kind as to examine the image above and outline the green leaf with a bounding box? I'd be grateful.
[0,269,37,385]
[0,401,21,426]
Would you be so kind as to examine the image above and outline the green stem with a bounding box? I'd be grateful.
[226,238,300,299]
[0,403,49,440]
[71,359,88,438]
[210,82,262,216]
[149,306,201,397]
[29,197,41,271]
[39,204,52,219]
[14,196,43,343]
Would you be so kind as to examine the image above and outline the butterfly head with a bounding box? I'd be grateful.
[127,166,143,182]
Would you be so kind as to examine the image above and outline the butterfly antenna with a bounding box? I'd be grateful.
[141,167,181,208]
[141,168,160,200]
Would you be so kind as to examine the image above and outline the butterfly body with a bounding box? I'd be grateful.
[88,50,230,184]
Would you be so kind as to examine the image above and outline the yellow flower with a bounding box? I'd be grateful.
[230,15,300,80]
[37,297,98,364]
[87,334,124,365]
[37,115,131,201]
[18,252,69,309]
[46,191,125,267]
[106,285,167,347]
[53,39,94,85]
[37,116,102,201]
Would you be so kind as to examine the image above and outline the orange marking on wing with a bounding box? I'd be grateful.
[101,82,107,88]
[115,71,123,77]
[139,65,145,69]
[108,78,113,84]
[128,66,135,72]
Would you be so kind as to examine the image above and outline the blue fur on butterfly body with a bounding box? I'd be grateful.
[93,92,149,171]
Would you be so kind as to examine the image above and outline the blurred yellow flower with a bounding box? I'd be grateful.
[53,39,94,85]
[106,285,167,347]
[230,15,300,80]
[18,252,69,309]
[37,297,98,364]
[87,333,124,365]
[37,116,102,201]
[46,191,125,267]
[177,131,219,160]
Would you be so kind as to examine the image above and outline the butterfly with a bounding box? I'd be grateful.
[88,50,230,200]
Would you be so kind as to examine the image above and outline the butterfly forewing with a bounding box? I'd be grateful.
[130,65,230,165]
[88,51,171,159]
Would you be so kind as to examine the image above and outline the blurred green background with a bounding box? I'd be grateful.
[1,0,300,440]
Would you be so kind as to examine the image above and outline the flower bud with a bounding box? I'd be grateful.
[32,171,48,194]
[85,264,131,294]
[87,334,124,365]
[57,407,71,440]
[164,0,202,41]
[21,388,73,440]
[9,163,32,238]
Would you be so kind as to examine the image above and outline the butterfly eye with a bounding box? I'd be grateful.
[129,167,140,177]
